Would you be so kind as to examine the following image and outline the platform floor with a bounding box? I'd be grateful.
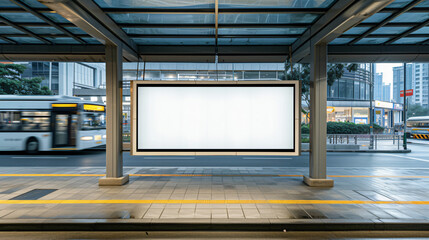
[0,166,428,222]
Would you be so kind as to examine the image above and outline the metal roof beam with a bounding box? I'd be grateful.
[38,0,138,61]
[0,36,17,44]
[292,0,394,62]
[348,0,425,45]
[0,15,51,44]
[384,18,429,44]
[10,0,86,44]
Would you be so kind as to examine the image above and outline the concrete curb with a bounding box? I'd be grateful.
[0,219,428,231]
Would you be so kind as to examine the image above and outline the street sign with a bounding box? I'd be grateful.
[400,89,413,97]
[130,81,301,156]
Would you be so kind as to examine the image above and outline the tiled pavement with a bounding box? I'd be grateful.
[0,166,428,222]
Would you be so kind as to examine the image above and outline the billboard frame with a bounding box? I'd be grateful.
[130,80,301,156]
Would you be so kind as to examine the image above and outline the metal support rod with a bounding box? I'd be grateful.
[403,63,408,150]
[369,63,374,149]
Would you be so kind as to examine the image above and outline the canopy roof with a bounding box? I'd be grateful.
[0,0,428,62]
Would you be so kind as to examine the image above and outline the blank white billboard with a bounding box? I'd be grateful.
[133,82,298,155]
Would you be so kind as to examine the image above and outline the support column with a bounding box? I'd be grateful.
[99,44,129,186]
[303,43,333,187]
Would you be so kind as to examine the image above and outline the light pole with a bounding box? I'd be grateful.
[403,63,407,150]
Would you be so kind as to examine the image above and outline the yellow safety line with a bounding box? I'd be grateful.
[0,199,428,205]
[0,174,428,178]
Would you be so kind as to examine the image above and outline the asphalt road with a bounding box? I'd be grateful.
[0,143,428,168]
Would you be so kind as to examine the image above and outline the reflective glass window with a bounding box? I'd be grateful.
[244,71,259,80]
[132,38,215,45]
[413,27,429,34]
[346,80,354,99]
[343,27,370,35]
[329,38,353,45]
[21,0,47,8]
[64,27,87,34]
[45,37,80,44]
[0,13,44,22]
[330,80,339,98]
[161,71,177,80]
[415,0,429,7]
[0,0,18,7]
[42,13,71,23]
[355,38,390,44]
[109,13,215,24]
[0,26,23,34]
[95,0,214,9]
[361,13,391,23]
[371,27,410,35]
[219,38,296,45]
[219,13,319,24]
[21,117,50,131]
[8,37,43,44]
[218,28,306,35]
[123,28,214,35]
[219,0,335,8]
[260,71,276,79]
[354,81,360,99]
[385,0,413,8]
[391,37,428,44]
[0,112,21,131]
[25,26,63,35]
[391,13,429,23]
[81,112,106,130]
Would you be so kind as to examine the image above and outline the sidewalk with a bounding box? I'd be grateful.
[0,166,428,231]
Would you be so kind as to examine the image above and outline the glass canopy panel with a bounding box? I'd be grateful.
[109,13,215,24]
[132,38,215,45]
[0,13,44,23]
[0,0,17,7]
[329,38,353,45]
[42,13,71,23]
[0,26,23,34]
[95,0,214,8]
[123,28,214,35]
[25,26,63,35]
[391,37,428,44]
[343,27,370,35]
[219,13,319,24]
[81,38,101,44]
[45,37,80,44]
[0,39,7,44]
[415,0,429,7]
[371,27,411,35]
[8,37,43,44]
[355,38,390,44]
[64,27,87,34]
[218,0,335,8]
[414,27,429,34]
[21,0,49,8]
[218,38,297,45]
[384,0,413,8]
[391,13,429,23]
[218,28,306,35]
[361,13,391,23]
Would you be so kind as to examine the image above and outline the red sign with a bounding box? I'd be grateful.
[400,89,413,97]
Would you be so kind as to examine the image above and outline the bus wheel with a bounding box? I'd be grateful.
[26,138,39,154]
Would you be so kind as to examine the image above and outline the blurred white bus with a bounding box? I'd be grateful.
[407,116,429,139]
[0,95,106,153]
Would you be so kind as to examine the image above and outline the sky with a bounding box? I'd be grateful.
[375,63,403,85]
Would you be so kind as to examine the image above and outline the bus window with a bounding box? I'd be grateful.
[21,117,50,131]
[0,112,21,131]
[81,112,106,130]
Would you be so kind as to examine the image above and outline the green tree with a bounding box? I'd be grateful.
[0,63,53,95]
[408,103,429,117]
[282,61,358,121]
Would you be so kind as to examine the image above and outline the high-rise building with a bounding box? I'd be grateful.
[412,63,429,107]
[392,64,413,104]
[383,83,391,102]
[374,72,383,101]
[18,62,105,96]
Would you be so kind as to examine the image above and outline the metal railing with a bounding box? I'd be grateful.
[301,134,404,150]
